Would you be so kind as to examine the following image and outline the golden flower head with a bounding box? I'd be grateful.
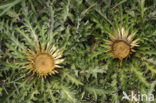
[25,42,64,77]
[106,26,139,64]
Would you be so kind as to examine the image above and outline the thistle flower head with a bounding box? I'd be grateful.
[25,43,64,77]
[106,26,139,64]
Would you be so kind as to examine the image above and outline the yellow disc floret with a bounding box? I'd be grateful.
[34,53,55,76]
[112,41,130,61]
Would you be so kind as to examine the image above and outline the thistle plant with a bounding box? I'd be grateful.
[0,0,84,103]
[80,0,156,102]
